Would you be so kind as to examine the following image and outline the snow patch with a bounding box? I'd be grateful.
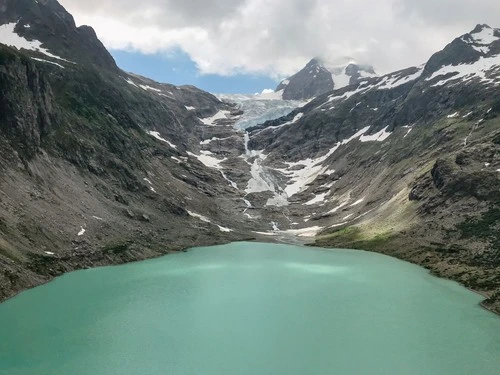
[77,227,86,236]
[341,126,371,145]
[143,178,157,193]
[188,151,226,170]
[199,110,231,126]
[188,152,237,189]
[254,231,278,236]
[426,54,500,87]
[326,202,348,215]
[171,156,182,164]
[304,192,328,206]
[187,211,232,232]
[139,84,161,93]
[217,225,233,233]
[0,22,71,62]
[350,198,365,207]
[31,57,65,69]
[221,171,238,189]
[125,78,138,87]
[463,26,500,54]
[256,89,285,100]
[278,143,342,197]
[284,226,324,237]
[147,131,178,149]
[359,126,392,142]
[403,125,413,138]
[372,67,424,90]
[188,211,211,223]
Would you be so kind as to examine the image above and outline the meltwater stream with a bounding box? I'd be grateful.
[0,242,499,375]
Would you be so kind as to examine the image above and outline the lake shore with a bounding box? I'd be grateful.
[310,237,500,316]
[2,232,499,318]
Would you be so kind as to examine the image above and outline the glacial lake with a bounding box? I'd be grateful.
[0,242,499,375]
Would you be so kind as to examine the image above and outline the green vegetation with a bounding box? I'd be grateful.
[456,206,500,250]
[102,242,130,254]
[0,217,9,234]
[315,226,396,252]
[0,238,24,263]
[0,46,18,65]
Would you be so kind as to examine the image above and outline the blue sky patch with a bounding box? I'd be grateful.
[110,49,279,94]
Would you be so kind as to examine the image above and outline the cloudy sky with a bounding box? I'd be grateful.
[59,0,500,93]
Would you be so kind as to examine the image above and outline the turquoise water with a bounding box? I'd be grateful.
[0,242,499,375]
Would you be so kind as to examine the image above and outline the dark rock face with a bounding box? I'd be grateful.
[276,58,377,100]
[0,0,118,70]
[0,46,57,158]
[277,58,334,100]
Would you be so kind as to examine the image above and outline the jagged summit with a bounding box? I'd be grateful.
[425,24,500,75]
[461,24,500,54]
[276,57,377,100]
[0,0,118,70]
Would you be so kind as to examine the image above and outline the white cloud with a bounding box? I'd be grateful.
[59,0,500,77]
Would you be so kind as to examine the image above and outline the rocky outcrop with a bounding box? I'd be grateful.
[0,45,57,158]
[0,0,118,70]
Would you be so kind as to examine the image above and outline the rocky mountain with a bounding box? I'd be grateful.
[0,0,499,315]
[275,57,377,100]
[0,0,117,70]
[246,24,500,313]
[0,0,265,301]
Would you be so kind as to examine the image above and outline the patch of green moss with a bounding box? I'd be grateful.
[0,217,10,234]
[0,46,18,65]
[102,242,129,254]
[316,226,395,251]
[456,206,500,249]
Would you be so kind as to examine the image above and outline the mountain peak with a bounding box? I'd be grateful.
[0,0,118,71]
[464,24,500,49]
[276,57,377,100]
[423,23,500,82]
[471,24,492,33]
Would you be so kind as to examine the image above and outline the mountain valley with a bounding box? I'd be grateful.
[0,0,499,315]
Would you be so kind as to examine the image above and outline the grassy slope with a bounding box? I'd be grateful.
[312,116,500,314]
